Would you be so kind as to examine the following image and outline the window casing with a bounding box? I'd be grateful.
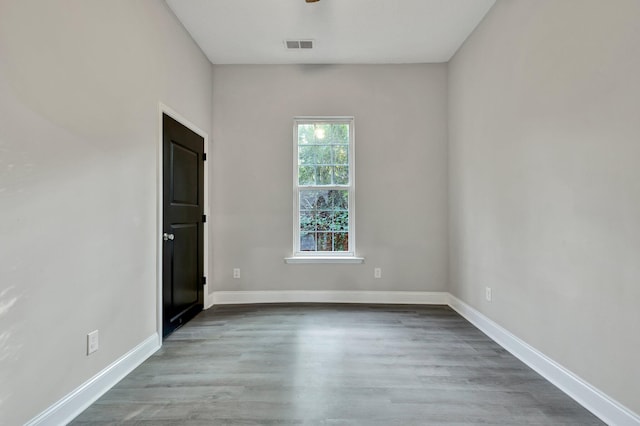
[293,117,355,257]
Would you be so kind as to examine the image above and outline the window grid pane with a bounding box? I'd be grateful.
[299,232,349,252]
[298,123,349,187]
[298,189,350,252]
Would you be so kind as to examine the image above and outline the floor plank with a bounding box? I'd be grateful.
[71,304,603,425]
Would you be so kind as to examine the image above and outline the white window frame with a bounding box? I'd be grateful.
[287,116,362,263]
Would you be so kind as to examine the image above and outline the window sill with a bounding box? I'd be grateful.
[284,256,365,264]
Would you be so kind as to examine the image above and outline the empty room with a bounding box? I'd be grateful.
[1,0,639,425]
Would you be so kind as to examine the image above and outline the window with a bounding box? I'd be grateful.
[292,117,356,258]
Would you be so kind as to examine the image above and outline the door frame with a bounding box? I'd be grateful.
[156,103,211,344]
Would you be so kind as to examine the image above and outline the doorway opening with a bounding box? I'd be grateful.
[158,105,209,339]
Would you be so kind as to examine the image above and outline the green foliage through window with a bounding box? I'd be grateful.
[296,120,352,253]
[298,123,349,186]
[299,190,349,251]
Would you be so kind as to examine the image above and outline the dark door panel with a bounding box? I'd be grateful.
[162,113,204,338]
[171,223,199,309]
[170,142,200,206]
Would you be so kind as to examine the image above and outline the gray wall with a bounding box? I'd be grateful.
[0,1,212,424]
[448,0,640,414]
[211,64,448,293]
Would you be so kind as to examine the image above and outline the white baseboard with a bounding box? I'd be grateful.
[204,284,214,309]
[448,294,640,426]
[26,333,160,426]
[210,290,449,305]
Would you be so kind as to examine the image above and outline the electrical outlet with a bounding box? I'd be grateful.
[233,268,241,279]
[485,287,492,302]
[87,330,99,355]
[374,267,382,279]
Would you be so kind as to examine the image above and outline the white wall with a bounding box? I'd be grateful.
[449,0,640,415]
[0,1,212,424]
[211,64,448,293]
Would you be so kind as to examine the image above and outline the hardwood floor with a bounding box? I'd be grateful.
[71,304,603,425]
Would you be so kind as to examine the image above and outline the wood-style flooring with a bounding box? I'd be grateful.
[71,304,603,425]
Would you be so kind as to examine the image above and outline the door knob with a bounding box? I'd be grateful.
[163,233,175,241]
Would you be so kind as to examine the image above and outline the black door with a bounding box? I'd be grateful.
[162,113,204,338]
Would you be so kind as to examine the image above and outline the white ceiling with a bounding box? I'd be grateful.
[165,0,495,64]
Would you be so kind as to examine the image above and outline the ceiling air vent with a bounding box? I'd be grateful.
[285,40,314,49]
